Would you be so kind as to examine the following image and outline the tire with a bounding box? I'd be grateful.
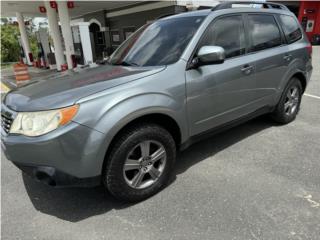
[272,77,303,124]
[103,123,176,202]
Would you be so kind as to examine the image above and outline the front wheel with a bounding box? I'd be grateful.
[272,77,303,124]
[103,124,176,202]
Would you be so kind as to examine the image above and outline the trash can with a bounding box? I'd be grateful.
[61,64,68,71]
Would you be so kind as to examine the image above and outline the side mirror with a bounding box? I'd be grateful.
[193,46,225,67]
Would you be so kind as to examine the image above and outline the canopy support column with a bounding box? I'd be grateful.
[57,1,75,70]
[44,1,65,71]
[15,12,32,66]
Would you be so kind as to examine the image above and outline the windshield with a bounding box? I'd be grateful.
[108,16,205,67]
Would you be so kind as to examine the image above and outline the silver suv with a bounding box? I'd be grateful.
[1,2,313,202]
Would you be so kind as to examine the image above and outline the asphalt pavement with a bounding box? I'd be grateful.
[1,47,320,240]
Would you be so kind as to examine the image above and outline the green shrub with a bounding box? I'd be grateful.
[1,24,20,63]
[1,19,39,63]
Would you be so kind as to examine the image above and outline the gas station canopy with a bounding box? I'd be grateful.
[1,1,140,18]
[2,0,319,72]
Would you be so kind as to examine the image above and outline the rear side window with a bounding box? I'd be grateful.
[279,15,302,44]
[200,15,246,58]
[248,14,282,52]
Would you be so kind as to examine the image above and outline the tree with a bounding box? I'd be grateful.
[1,17,40,63]
[1,23,20,63]
[0,18,9,25]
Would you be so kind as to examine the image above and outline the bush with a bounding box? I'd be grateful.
[1,20,39,64]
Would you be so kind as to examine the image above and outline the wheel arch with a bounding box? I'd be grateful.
[291,72,307,93]
[100,112,182,176]
[275,70,307,106]
[109,113,182,147]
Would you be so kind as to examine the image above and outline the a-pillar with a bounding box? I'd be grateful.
[57,1,75,70]
[15,12,32,66]
[44,1,65,71]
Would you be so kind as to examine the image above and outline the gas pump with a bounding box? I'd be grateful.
[71,22,94,66]
[71,25,85,65]
[35,28,51,68]
[298,1,320,45]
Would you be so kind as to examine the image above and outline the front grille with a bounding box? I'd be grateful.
[1,111,13,134]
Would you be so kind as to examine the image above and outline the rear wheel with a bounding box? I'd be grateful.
[104,123,176,202]
[272,77,303,124]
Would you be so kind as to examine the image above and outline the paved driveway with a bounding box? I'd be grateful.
[1,48,320,240]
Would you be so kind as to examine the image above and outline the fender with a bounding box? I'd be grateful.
[74,91,188,174]
[274,58,307,104]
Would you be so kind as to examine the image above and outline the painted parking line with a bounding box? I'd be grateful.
[304,93,320,100]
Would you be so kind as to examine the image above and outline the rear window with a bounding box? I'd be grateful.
[248,14,282,52]
[279,15,302,44]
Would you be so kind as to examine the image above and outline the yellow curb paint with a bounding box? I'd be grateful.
[1,82,11,93]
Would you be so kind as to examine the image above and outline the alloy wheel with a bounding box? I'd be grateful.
[284,86,300,116]
[123,140,167,189]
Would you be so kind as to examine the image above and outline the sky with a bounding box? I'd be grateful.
[33,17,47,26]
[1,16,48,30]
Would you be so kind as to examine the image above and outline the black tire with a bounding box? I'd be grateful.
[103,123,176,202]
[272,77,303,124]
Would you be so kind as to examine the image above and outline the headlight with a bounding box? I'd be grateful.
[10,105,79,137]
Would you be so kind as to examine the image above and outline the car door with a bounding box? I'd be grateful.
[186,14,257,136]
[245,13,289,105]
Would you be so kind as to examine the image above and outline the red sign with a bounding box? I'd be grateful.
[39,6,46,13]
[49,1,57,9]
[67,1,74,9]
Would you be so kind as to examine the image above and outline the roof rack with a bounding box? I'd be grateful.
[212,1,289,11]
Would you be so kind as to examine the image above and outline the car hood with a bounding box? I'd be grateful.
[4,64,165,112]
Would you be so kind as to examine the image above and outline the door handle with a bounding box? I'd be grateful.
[241,64,253,75]
[283,54,292,61]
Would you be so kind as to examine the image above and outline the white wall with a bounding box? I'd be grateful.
[176,0,220,8]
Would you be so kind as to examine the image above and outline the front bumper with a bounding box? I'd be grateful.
[13,162,100,187]
[1,119,107,187]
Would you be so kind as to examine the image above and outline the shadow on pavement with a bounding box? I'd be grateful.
[23,116,274,222]
[23,175,134,222]
[175,116,274,175]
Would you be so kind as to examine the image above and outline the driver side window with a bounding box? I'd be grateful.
[200,15,246,59]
